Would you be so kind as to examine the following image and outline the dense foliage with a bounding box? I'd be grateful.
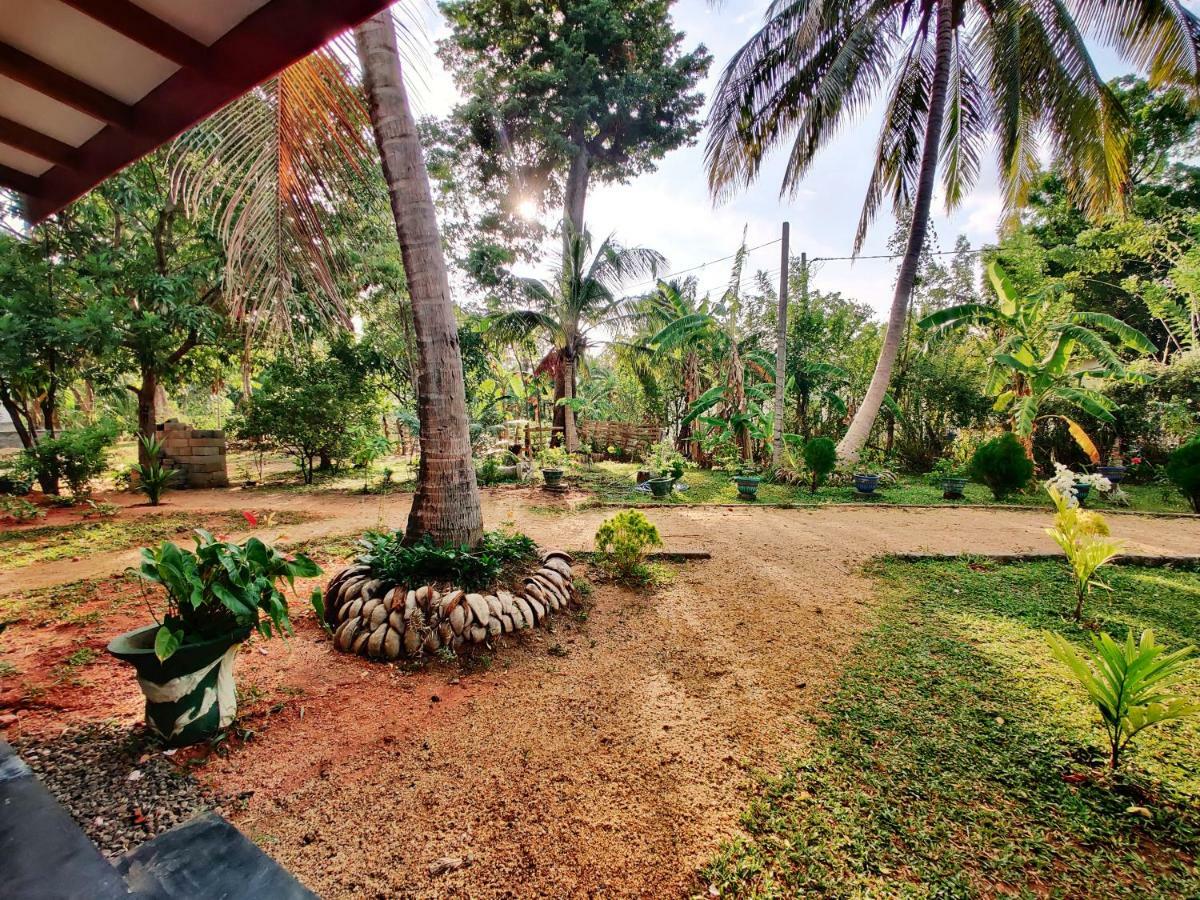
[1166,437,1200,512]
[356,528,537,591]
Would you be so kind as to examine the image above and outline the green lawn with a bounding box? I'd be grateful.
[0,509,312,570]
[568,462,1192,514]
[701,559,1200,898]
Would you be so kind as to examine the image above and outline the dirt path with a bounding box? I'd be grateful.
[3,493,1199,898]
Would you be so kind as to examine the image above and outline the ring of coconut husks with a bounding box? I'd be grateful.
[322,549,577,660]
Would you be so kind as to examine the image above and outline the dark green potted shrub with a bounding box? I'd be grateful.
[107,530,321,746]
[1166,436,1200,512]
[733,462,761,500]
[802,437,836,494]
[969,433,1034,500]
[644,441,684,497]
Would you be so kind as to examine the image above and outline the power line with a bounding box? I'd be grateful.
[626,237,784,292]
[810,246,986,263]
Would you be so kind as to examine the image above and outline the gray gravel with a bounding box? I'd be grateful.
[16,723,229,859]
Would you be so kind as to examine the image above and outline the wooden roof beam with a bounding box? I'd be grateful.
[58,0,210,70]
[0,115,77,167]
[0,42,134,128]
[0,163,41,196]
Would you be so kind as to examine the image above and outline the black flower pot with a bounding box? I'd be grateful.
[1073,482,1092,505]
[542,468,564,487]
[942,477,969,500]
[854,473,880,494]
[648,477,674,498]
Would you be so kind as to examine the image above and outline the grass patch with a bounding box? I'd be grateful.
[702,559,1200,897]
[0,509,313,571]
[569,462,1191,514]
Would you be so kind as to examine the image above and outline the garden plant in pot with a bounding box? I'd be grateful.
[930,460,969,500]
[733,461,761,500]
[538,446,569,488]
[645,442,685,498]
[853,470,881,494]
[108,529,321,746]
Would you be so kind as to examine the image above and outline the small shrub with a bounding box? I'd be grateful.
[594,510,662,580]
[802,437,837,493]
[1166,436,1200,512]
[0,495,42,522]
[1046,628,1198,770]
[17,424,115,499]
[132,434,177,506]
[969,432,1034,499]
[645,441,685,479]
[1045,487,1123,621]
[537,446,570,470]
[355,528,536,591]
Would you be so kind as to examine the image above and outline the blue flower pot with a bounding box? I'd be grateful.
[1073,482,1092,505]
[854,474,880,494]
[942,477,969,500]
[1097,466,1126,485]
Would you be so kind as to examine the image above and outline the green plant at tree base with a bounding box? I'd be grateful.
[136,529,322,661]
[0,495,42,522]
[355,528,536,592]
[969,433,1034,499]
[132,434,178,506]
[1046,628,1198,771]
[594,510,662,580]
[1166,436,1200,513]
[803,437,837,494]
[1045,488,1124,621]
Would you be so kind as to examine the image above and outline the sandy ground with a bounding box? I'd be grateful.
[3,488,1199,898]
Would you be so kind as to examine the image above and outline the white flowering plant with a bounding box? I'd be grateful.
[1044,463,1113,507]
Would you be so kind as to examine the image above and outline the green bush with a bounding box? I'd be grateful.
[17,424,115,498]
[802,437,837,493]
[594,510,662,580]
[1166,436,1200,513]
[356,528,536,591]
[969,433,1034,499]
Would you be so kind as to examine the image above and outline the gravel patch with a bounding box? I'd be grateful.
[16,723,229,859]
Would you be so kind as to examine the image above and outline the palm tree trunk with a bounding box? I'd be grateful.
[563,351,579,452]
[563,131,590,258]
[836,0,955,463]
[355,12,483,548]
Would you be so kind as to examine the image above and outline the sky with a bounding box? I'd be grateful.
[405,1,1135,318]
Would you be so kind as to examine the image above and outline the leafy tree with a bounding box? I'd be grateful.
[233,350,384,484]
[706,0,1200,463]
[921,262,1155,461]
[438,0,710,253]
[0,225,114,457]
[488,230,662,450]
[803,437,837,493]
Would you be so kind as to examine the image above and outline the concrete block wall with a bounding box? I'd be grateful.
[158,420,229,489]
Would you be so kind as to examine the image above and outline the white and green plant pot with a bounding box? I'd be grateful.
[108,624,250,747]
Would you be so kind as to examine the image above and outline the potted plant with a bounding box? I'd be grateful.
[107,529,321,746]
[853,471,881,494]
[1097,455,1127,484]
[732,461,761,500]
[537,447,569,487]
[644,441,684,497]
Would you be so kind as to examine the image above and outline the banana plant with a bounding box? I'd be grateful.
[919,262,1155,462]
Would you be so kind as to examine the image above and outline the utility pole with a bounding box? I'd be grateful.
[771,222,790,470]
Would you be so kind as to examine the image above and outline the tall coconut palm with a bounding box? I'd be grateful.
[487,229,664,451]
[920,261,1155,460]
[707,0,1200,462]
[356,11,483,548]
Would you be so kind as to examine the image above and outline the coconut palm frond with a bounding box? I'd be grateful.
[169,46,374,334]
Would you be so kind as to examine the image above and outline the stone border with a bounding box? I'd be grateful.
[322,549,578,661]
